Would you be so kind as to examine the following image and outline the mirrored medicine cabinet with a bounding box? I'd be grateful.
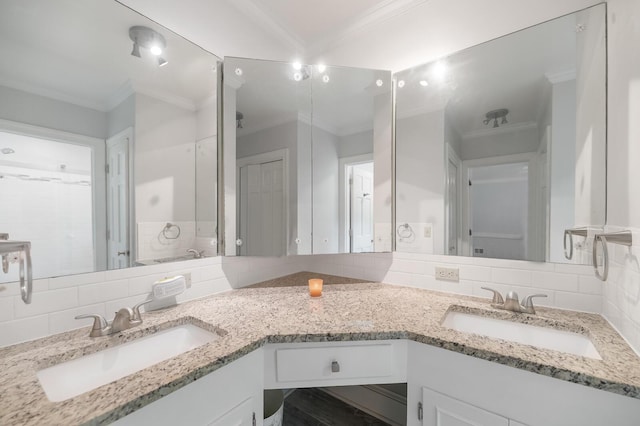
[0,0,220,284]
[221,57,393,257]
[394,3,606,265]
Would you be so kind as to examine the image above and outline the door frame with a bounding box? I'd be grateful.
[445,143,462,256]
[461,152,538,258]
[106,127,134,268]
[236,149,289,255]
[338,153,374,253]
[0,118,107,270]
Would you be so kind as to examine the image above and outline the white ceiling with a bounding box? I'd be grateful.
[226,0,430,58]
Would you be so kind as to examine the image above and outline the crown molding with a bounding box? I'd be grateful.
[462,121,538,141]
[545,68,576,84]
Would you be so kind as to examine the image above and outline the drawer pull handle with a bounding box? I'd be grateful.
[331,361,340,373]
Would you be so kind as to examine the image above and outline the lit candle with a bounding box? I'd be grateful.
[308,278,323,297]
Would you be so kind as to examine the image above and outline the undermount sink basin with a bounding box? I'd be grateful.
[37,324,221,402]
[442,310,601,360]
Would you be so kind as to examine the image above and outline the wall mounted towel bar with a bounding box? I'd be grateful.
[592,231,633,281]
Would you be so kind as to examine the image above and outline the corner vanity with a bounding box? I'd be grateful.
[1,275,639,425]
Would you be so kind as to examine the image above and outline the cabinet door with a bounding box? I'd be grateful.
[209,397,254,426]
[422,387,508,426]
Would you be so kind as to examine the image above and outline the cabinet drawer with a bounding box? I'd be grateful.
[276,344,394,382]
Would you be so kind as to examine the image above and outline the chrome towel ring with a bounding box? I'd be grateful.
[563,227,589,260]
[592,231,632,281]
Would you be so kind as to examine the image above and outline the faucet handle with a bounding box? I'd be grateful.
[75,314,108,332]
[481,287,504,304]
[132,298,154,321]
[522,294,548,312]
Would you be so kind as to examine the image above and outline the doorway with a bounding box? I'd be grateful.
[106,128,132,269]
[463,159,531,260]
[237,150,288,256]
[340,155,374,253]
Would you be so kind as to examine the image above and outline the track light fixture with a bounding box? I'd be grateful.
[483,109,509,128]
[129,26,168,67]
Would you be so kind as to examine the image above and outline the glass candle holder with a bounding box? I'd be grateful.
[308,278,323,297]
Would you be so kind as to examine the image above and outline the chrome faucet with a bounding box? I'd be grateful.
[186,248,204,258]
[75,299,153,337]
[481,287,547,315]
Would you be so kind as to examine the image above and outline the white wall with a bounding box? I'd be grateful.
[0,85,107,139]
[548,80,577,263]
[460,125,540,161]
[338,130,373,158]
[107,94,135,139]
[312,126,340,254]
[602,0,640,354]
[396,110,445,254]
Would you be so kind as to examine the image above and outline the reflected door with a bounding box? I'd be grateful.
[446,149,460,255]
[106,130,130,269]
[350,164,374,253]
[239,160,285,256]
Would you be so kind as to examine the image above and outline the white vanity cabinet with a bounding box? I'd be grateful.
[406,341,640,426]
[263,340,407,389]
[113,349,263,426]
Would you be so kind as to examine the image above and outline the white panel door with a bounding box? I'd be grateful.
[350,166,374,253]
[422,387,508,426]
[106,130,130,269]
[241,160,285,256]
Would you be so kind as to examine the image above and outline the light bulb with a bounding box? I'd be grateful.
[150,45,162,56]
[376,79,383,87]
[419,80,428,87]
[433,61,447,81]
[322,75,330,83]
[317,64,326,73]
[292,61,302,70]
[293,72,302,81]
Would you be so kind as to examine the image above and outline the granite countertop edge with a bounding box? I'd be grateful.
[2,274,640,425]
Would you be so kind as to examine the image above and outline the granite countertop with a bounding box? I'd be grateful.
[1,272,640,425]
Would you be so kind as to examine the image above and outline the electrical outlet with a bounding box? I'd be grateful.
[435,266,459,282]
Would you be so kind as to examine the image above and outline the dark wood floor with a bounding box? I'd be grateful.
[283,388,391,426]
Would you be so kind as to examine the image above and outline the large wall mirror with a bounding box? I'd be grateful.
[222,57,393,257]
[394,3,606,264]
[0,0,220,283]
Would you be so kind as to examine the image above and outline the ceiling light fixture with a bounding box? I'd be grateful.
[397,80,405,88]
[376,79,383,87]
[419,80,429,87]
[483,108,509,128]
[129,26,168,67]
[292,61,302,71]
[322,75,330,83]
[317,64,327,73]
[235,67,243,76]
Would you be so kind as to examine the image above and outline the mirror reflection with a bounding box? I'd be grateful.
[394,4,606,264]
[0,0,220,282]
[223,58,392,256]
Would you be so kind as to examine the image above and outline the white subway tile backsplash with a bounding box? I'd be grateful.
[490,268,533,286]
[532,271,579,292]
[0,315,49,347]
[78,280,129,305]
[0,278,49,297]
[49,303,107,335]
[459,265,492,282]
[49,271,105,290]
[14,288,78,319]
[578,275,604,295]
[554,291,602,313]
[0,297,14,322]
